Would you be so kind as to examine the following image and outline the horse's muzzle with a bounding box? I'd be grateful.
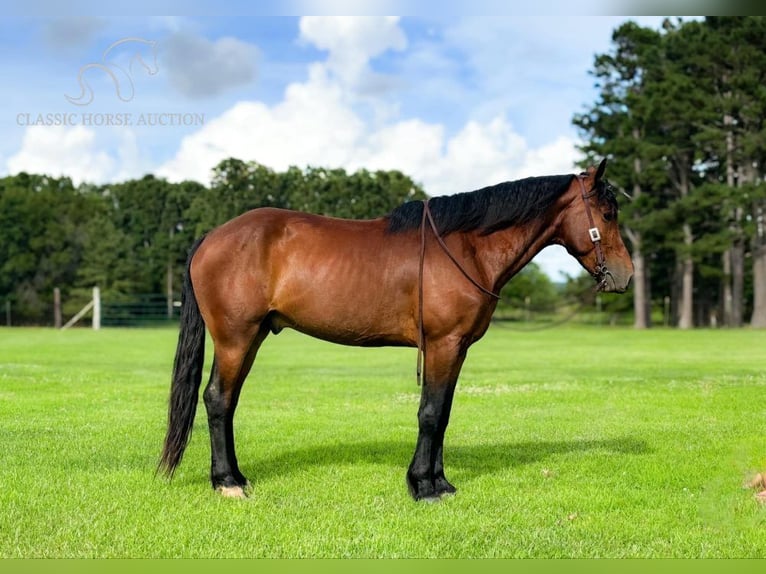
[595,269,632,293]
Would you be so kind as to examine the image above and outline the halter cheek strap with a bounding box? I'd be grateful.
[575,175,608,285]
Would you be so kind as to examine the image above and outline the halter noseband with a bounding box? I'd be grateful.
[575,174,611,290]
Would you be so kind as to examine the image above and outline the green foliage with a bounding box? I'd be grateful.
[1,326,764,557]
[0,161,425,325]
[188,160,426,236]
[0,174,94,322]
[574,16,766,326]
[496,262,559,319]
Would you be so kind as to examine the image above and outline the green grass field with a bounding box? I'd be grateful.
[0,325,764,558]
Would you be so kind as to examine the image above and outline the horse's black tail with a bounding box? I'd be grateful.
[158,236,207,478]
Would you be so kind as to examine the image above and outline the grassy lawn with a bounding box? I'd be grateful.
[0,325,764,558]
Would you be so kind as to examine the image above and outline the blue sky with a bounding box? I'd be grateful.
[0,15,674,279]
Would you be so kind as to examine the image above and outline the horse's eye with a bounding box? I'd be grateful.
[603,211,615,222]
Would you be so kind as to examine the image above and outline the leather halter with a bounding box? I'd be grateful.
[575,174,609,289]
[415,174,609,385]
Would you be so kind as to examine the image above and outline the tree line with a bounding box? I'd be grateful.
[0,157,595,328]
[575,16,766,328]
[0,159,427,325]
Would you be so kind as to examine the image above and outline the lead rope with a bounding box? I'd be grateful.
[417,200,427,386]
[423,201,502,300]
[417,199,500,385]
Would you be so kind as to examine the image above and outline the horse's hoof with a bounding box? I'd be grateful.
[216,485,249,499]
[434,477,457,498]
[407,478,436,502]
[756,490,766,503]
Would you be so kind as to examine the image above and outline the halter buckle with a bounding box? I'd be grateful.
[588,227,601,243]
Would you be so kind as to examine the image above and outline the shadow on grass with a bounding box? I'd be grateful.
[239,435,649,484]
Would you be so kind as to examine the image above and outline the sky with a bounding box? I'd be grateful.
[0,15,674,280]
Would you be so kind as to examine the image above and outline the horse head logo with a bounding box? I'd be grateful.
[65,37,159,106]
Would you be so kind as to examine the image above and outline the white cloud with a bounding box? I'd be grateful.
[156,71,579,197]
[6,125,146,185]
[349,116,579,196]
[158,17,580,191]
[299,16,406,91]
[157,63,365,181]
[535,245,587,282]
[159,73,576,195]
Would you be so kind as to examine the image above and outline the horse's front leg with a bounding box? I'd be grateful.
[432,413,457,496]
[406,338,466,501]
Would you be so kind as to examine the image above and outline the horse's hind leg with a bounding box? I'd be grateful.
[203,323,269,498]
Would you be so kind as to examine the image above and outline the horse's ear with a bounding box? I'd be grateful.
[595,158,607,182]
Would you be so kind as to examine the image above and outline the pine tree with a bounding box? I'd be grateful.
[573,20,665,328]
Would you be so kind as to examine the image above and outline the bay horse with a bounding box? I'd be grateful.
[159,159,633,501]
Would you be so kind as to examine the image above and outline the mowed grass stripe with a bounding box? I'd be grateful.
[0,326,764,557]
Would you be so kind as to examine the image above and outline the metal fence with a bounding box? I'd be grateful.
[101,293,180,327]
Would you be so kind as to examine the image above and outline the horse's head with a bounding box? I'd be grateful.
[556,159,633,293]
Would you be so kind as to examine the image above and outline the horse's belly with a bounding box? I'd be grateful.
[267,227,417,346]
[268,303,414,348]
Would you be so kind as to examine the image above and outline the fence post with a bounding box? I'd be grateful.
[54,288,62,329]
[93,287,101,331]
[166,260,174,319]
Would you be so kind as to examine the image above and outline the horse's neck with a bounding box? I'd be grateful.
[472,216,558,292]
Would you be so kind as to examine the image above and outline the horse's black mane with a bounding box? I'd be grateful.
[387,174,619,236]
[387,174,589,236]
